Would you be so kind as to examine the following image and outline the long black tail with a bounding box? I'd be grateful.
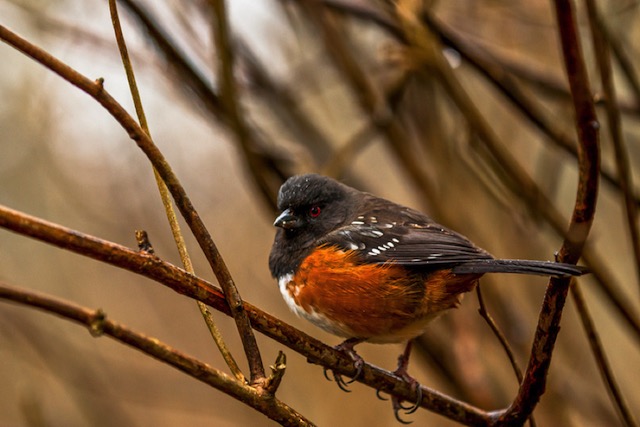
[452,259,588,277]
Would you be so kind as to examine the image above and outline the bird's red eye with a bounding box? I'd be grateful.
[309,205,321,218]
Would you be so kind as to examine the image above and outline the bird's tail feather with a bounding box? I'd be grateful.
[452,259,588,277]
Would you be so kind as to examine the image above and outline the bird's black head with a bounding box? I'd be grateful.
[274,174,356,237]
[269,174,359,277]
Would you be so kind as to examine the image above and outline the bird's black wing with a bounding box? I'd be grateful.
[319,199,586,277]
[322,221,494,268]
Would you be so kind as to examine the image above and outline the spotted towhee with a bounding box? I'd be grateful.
[269,174,586,420]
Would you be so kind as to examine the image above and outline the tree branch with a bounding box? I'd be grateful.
[0,203,491,425]
[0,281,312,427]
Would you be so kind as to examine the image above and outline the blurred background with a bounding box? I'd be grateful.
[1,0,639,425]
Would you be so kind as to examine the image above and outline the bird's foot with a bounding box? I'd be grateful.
[376,340,422,424]
[323,337,365,392]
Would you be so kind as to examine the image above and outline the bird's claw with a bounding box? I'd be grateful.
[323,338,365,391]
[376,380,421,424]
[323,366,359,392]
[384,340,422,424]
[375,388,388,401]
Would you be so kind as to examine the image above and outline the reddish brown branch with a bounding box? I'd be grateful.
[0,203,491,425]
[0,282,312,427]
[0,23,265,383]
[496,1,600,424]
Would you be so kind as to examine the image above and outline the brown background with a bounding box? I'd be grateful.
[1,1,639,426]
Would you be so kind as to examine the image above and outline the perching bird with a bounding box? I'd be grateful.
[268,174,586,422]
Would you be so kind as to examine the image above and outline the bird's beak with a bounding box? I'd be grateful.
[274,208,301,230]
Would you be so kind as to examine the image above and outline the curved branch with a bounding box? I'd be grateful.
[497,1,600,423]
[0,282,311,427]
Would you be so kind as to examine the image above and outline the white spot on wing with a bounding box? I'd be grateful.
[351,221,365,225]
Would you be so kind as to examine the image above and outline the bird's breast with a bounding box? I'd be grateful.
[277,246,478,342]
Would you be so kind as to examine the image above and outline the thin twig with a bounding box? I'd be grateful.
[475,288,524,384]
[584,0,640,290]
[476,287,536,427]
[0,23,266,383]
[117,0,290,210]
[108,0,246,383]
[0,282,312,427]
[570,284,639,427]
